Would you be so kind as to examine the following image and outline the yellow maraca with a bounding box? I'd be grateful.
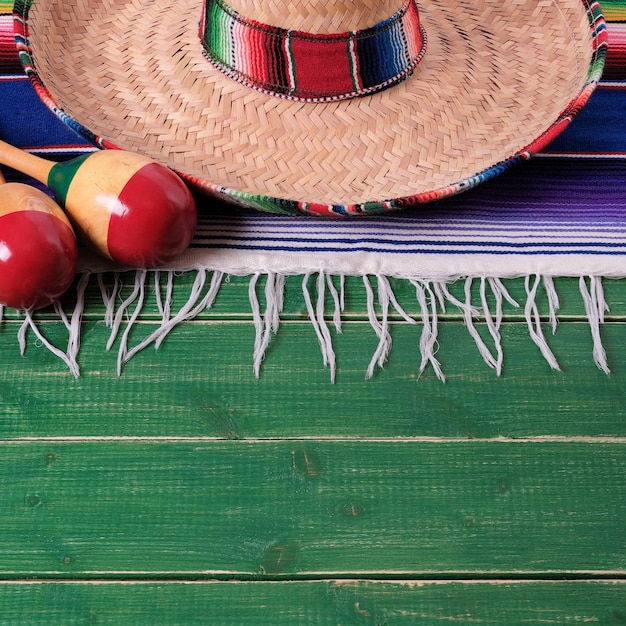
[0,141,197,268]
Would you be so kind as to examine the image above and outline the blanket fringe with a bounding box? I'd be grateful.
[410,279,445,381]
[12,271,613,380]
[524,275,561,371]
[579,276,611,375]
[302,273,337,382]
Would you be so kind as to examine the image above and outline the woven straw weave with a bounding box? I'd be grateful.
[21,0,597,211]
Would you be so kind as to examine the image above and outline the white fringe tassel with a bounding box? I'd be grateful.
[524,275,561,371]
[410,280,444,381]
[302,272,337,381]
[462,277,501,372]
[16,272,89,378]
[9,271,613,380]
[364,275,416,380]
[579,275,610,375]
[250,272,284,378]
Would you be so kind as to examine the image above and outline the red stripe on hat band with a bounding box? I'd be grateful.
[291,36,354,96]
[201,0,427,102]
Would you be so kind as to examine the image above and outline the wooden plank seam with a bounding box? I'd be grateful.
[10,270,612,380]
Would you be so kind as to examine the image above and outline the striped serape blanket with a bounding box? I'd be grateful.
[1,0,626,378]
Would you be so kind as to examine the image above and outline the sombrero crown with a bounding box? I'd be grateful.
[15,0,607,216]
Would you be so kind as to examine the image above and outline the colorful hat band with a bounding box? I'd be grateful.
[200,0,427,102]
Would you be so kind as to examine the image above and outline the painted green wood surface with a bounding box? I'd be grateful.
[0,275,625,621]
[0,320,624,438]
[0,581,623,625]
[0,440,623,576]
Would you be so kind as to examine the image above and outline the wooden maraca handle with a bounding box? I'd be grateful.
[0,140,54,184]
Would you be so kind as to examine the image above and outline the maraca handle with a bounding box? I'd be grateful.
[0,140,53,185]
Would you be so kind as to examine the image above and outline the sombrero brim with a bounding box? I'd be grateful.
[14,0,606,217]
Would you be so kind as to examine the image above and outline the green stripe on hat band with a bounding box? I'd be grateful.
[201,0,426,102]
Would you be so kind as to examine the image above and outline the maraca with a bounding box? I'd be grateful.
[0,140,197,268]
[0,170,77,310]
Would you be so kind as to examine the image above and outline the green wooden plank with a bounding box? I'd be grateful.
[0,441,623,576]
[0,580,624,625]
[0,319,624,438]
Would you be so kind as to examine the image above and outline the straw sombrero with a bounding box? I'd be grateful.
[14,0,606,217]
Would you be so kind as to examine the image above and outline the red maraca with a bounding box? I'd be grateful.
[0,170,77,309]
[0,141,197,268]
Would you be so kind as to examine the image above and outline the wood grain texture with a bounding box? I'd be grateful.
[0,319,623,438]
[0,580,624,625]
[0,274,624,621]
[0,440,623,576]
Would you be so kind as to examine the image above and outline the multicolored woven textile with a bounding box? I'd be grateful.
[11,0,609,217]
[201,0,426,101]
[1,0,626,378]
